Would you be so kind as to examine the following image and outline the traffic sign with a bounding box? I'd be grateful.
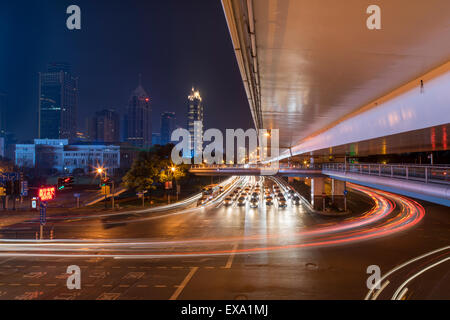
[39,187,56,201]
[343,190,348,196]
[74,193,81,198]
[101,186,110,195]
[39,201,47,225]
[31,197,37,209]
[21,180,28,196]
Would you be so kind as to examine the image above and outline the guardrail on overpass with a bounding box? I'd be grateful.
[189,164,323,176]
[323,163,449,185]
[322,163,450,206]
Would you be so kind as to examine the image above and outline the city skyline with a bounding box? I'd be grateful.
[0,0,254,142]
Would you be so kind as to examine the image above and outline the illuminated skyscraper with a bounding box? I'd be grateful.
[127,79,152,148]
[187,87,203,158]
[38,63,78,140]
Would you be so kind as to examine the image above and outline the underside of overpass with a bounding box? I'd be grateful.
[222,0,450,160]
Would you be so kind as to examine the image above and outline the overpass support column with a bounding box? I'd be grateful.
[331,179,346,210]
[311,178,326,211]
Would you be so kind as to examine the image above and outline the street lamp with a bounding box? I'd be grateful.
[167,165,177,204]
[95,166,112,209]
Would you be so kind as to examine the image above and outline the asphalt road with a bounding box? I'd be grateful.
[0,176,448,300]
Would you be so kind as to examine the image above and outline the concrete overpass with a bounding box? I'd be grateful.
[190,163,450,206]
[221,0,450,159]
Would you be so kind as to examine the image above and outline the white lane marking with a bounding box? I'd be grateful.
[392,257,450,300]
[371,280,390,300]
[169,267,199,300]
[224,243,238,269]
[365,246,450,300]
[396,287,408,300]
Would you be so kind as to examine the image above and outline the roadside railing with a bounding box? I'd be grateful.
[323,163,450,185]
[190,162,449,185]
[190,163,322,170]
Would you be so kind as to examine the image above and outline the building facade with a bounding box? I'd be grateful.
[15,139,120,174]
[187,88,203,158]
[152,133,161,146]
[127,82,152,148]
[38,63,78,140]
[88,109,120,143]
[160,112,176,145]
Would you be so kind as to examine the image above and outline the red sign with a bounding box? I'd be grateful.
[39,187,56,201]
[164,181,173,190]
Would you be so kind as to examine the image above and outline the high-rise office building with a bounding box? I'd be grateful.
[152,133,161,146]
[120,113,128,143]
[0,92,7,135]
[38,63,78,140]
[127,80,152,148]
[187,87,203,158]
[88,109,120,143]
[160,112,176,145]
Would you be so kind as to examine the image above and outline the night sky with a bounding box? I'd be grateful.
[0,0,254,142]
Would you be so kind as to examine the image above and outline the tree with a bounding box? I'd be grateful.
[158,160,188,184]
[122,144,189,199]
[122,151,160,193]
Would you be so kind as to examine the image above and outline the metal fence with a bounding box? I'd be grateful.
[323,163,450,185]
[190,162,450,185]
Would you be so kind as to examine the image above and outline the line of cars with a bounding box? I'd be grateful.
[223,183,262,207]
[270,182,301,207]
[197,184,225,205]
[223,180,301,208]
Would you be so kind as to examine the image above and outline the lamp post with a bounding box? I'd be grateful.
[97,167,108,209]
[170,166,179,201]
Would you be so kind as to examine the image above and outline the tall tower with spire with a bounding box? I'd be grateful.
[187,87,203,158]
[127,75,152,148]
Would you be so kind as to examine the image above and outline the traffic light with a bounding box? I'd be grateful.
[101,178,111,187]
[58,176,74,190]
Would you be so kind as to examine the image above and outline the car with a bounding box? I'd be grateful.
[278,198,287,207]
[250,199,259,208]
[251,192,259,198]
[197,197,208,205]
[292,196,301,206]
[237,197,246,206]
[224,196,233,206]
[277,192,284,199]
[266,196,273,205]
[233,189,240,194]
